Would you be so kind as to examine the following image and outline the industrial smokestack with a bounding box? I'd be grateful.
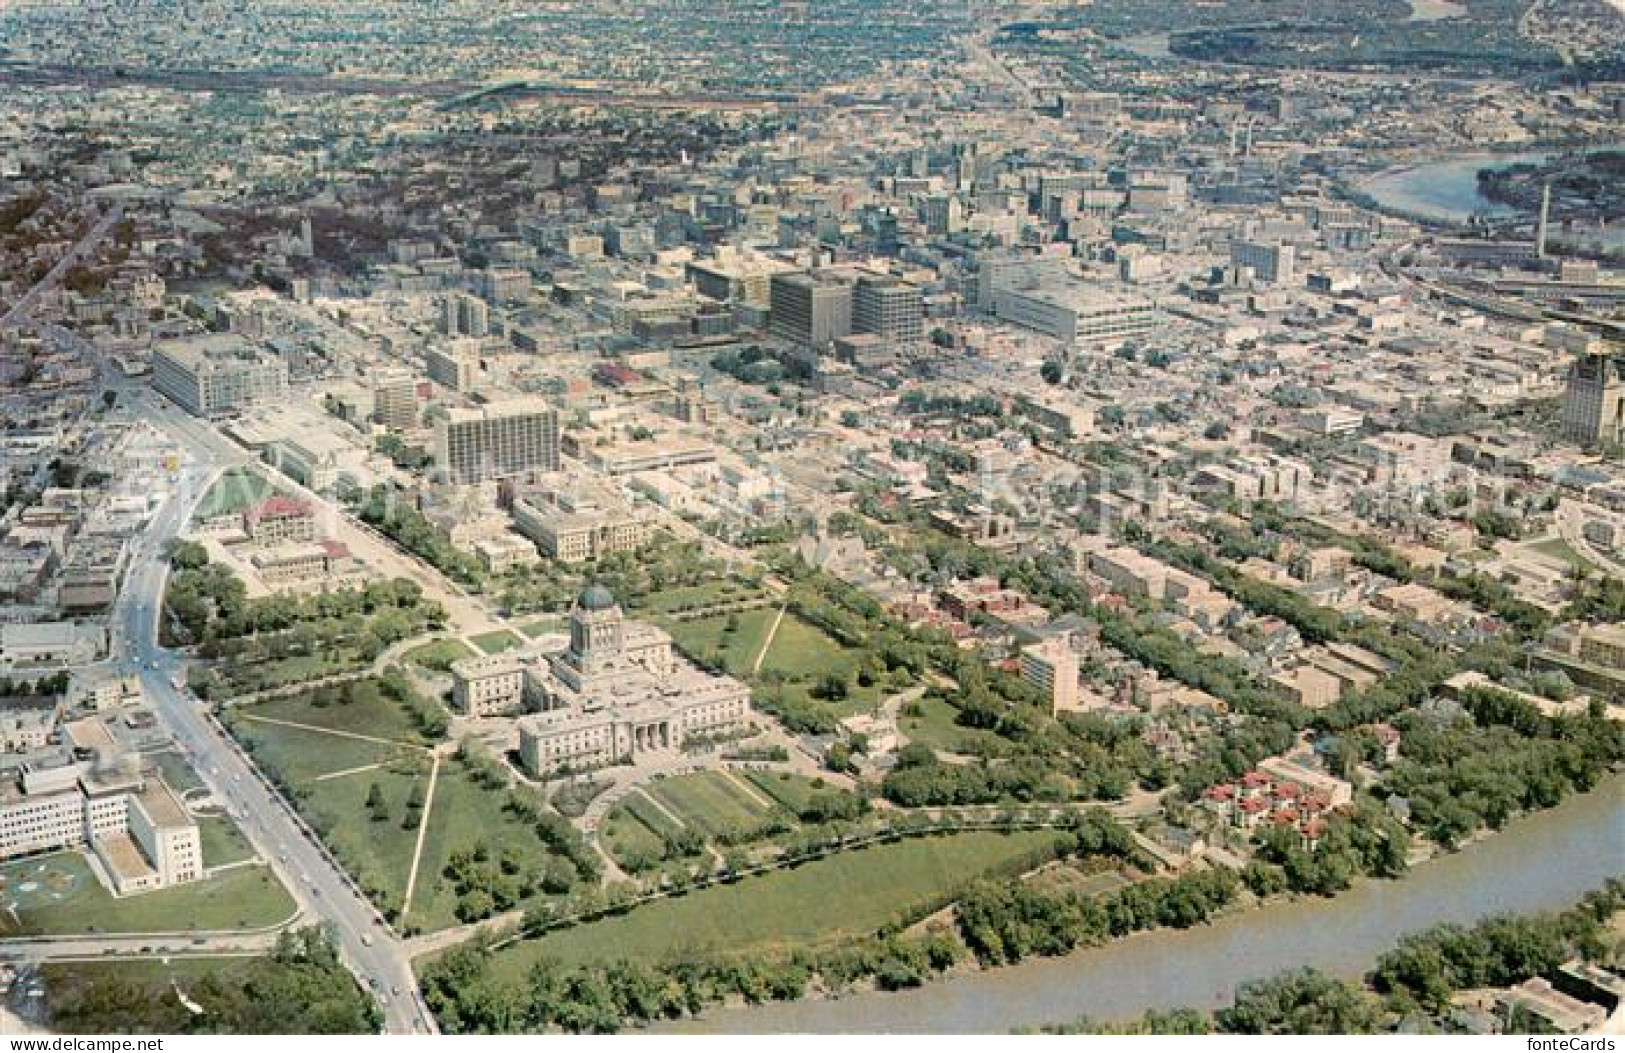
[1537,182,1551,259]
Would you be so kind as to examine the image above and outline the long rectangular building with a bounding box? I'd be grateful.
[990,280,1156,347]
[1,755,201,895]
[151,335,289,417]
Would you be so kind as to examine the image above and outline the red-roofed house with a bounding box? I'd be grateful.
[243,496,317,545]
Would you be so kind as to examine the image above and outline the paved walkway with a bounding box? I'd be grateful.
[630,786,688,828]
[750,602,789,675]
[311,761,389,783]
[236,713,423,752]
[717,768,774,810]
[399,753,442,920]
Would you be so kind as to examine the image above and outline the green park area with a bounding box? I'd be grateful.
[406,638,476,671]
[599,769,835,871]
[1524,536,1594,573]
[164,555,445,699]
[225,678,577,931]
[664,605,898,732]
[197,814,259,868]
[249,678,440,745]
[487,829,1062,979]
[471,630,524,655]
[517,617,562,639]
[405,760,577,932]
[41,928,379,1034]
[899,694,1007,755]
[298,754,431,919]
[664,607,779,676]
[642,771,770,837]
[0,853,294,937]
[225,679,436,919]
[625,579,768,616]
[756,612,890,715]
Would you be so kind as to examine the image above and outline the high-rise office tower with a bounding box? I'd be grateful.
[151,335,290,417]
[425,340,481,393]
[1562,351,1625,449]
[1230,240,1296,286]
[769,272,853,351]
[852,274,924,344]
[1537,183,1552,259]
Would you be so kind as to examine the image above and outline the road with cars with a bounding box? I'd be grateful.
[95,393,437,1034]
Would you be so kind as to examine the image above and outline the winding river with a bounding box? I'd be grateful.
[1355,152,1549,223]
[660,776,1625,1033]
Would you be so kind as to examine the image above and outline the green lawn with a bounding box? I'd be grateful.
[757,612,888,718]
[489,830,1061,977]
[145,749,204,793]
[627,581,766,616]
[41,955,268,1029]
[44,955,262,990]
[406,638,476,671]
[517,618,563,639]
[234,718,407,784]
[644,771,769,837]
[666,607,894,731]
[194,468,277,520]
[739,770,830,814]
[406,760,568,932]
[1525,537,1592,571]
[213,653,365,697]
[664,608,778,678]
[228,697,565,932]
[198,814,258,868]
[470,630,524,655]
[251,683,437,746]
[901,695,1007,754]
[619,791,684,837]
[1,854,295,937]
[601,806,671,869]
[301,759,429,918]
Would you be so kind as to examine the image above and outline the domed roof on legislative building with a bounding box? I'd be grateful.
[577,583,617,612]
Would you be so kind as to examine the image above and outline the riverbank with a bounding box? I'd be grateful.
[1348,142,1623,229]
[654,773,1625,1033]
[1353,151,1549,224]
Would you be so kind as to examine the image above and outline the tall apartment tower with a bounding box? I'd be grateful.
[1562,351,1625,449]
[372,369,419,430]
[441,293,490,338]
[769,272,853,351]
[433,399,561,485]
[1020,637,1081,716]
[852,274,924,343]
